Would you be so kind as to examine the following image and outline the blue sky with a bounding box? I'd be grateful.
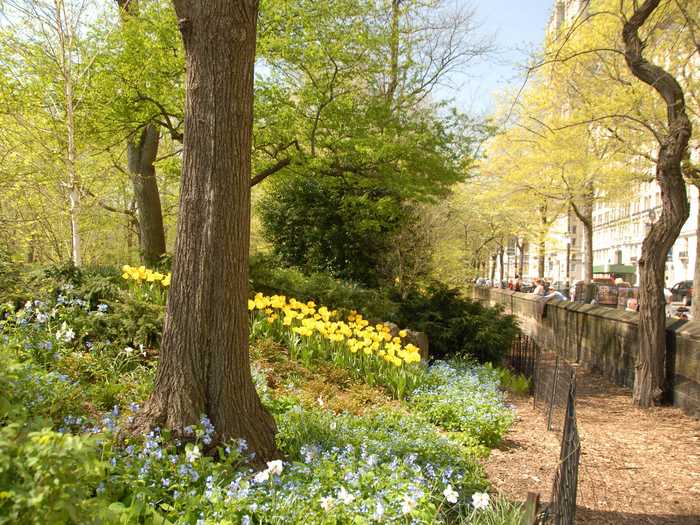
[440,0,554,116]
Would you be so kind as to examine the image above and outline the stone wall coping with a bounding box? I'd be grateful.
[485,286,700,341]
[487,288,640,325]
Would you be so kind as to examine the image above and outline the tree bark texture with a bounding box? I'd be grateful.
[117,0,167,267]
[63,32,81,267]
[623,0,692,407]
[137,0,278,460]
[128,125,167,266]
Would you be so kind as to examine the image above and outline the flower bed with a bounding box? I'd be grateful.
[249,292,425,399]
[0,281,521,524]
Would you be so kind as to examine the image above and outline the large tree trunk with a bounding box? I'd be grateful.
[117,0,167,267]
[136,0,278,460]
[128,125,166,266]
[623,0,692,407]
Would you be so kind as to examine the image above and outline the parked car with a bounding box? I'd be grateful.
[670,280,693,305]
[519,281,535,293]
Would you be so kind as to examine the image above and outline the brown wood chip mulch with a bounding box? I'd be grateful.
[485,370,700,525]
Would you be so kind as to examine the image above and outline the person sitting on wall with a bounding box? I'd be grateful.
[532,278,546,296]
[545,289,567,301]
[514,274,522,292]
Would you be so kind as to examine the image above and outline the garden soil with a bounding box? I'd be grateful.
[485,369,700,524]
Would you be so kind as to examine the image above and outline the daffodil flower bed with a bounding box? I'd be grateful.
[121,264,171,304]
[248,293,425,399]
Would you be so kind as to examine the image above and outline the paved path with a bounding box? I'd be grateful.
[485,370,700,524]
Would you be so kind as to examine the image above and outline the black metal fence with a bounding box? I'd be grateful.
[507,335,580,525]
[509,333,538,381]
[508,334,577,434]
[548,372,580,525]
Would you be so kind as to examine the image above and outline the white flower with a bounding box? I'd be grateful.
[443,484,459,504]
[123,346,135,356]
[471,491,490,510]
[36,312,48,324]
[253,469,270,483]
[337,486,355,505]
[330,421,337,430]
[401,494,417,515]
[373,501,385,520]
[63,328,75,342]
[317,395,324,407]
[266,459,284,476]
[186,445,201,463]
[320,495,335,511]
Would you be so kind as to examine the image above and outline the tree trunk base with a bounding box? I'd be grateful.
[129,386,280,466]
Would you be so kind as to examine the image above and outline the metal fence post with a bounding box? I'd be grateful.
[546,355,560,431]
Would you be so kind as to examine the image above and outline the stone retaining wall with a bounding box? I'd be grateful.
[473,287,700,417]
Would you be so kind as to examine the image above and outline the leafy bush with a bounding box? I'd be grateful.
[0,424,107,525]
[0,271,523,525]
[394,282,519,364]
[258,174,409,286]
[490,365,531,396]
[410,361,514,448]
[0,248,24,305]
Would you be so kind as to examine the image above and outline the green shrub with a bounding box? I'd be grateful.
[490,365,531,396]
[394,282,519,364]
[257,174,410,287]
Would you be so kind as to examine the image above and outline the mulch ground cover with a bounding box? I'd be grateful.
[485,369,700,525]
